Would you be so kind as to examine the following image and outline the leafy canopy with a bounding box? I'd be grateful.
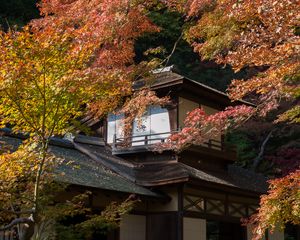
[0,0,158,237]
[164,1,299,238]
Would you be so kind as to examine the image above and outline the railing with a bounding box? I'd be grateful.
[113,131,174,149]
[200,139,225,151]
[112,131,235,152]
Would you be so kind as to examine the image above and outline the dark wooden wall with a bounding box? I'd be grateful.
[147,213,179,240]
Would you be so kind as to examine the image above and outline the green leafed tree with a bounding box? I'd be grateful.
[0,0,157,237]
[0,26,136,240]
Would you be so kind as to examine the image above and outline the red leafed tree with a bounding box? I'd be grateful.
[160,0,299,153]
[160,105,254,152]
[34,0,160,118]
[165,0,299,238]
[37,2,298,238]
[266,148,300,176]
[0,0,298,238]
[177,0,299,122]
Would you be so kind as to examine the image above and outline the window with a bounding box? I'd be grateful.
[132,105,171,146]
[107,106,171,146]
[107,113,124,144]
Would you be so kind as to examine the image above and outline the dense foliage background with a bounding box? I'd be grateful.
[0,1,242,91]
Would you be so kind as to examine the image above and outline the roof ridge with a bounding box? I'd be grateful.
[74,134,105,146]
[0,128,74,148]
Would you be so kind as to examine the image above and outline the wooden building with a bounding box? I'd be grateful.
[1,67,296,240]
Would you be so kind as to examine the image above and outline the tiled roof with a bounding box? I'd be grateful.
[0,134,161,198]
[182,164,268,193]
[73,141,189,186]
[1,132,267,195]
[51,146,162,197]
[73,137,267,193]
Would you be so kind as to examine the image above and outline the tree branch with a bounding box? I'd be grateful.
[160,31,184,68]
[0,218,33,231]
[2,88,40,135]
[252,129,275,170]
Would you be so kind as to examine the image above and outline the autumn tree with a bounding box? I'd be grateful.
[163,0,299,238]
[172,0,299,122]
[0,26,88,237]
[0,27,126,240]
[248,170,300,239]
[0,0,157,238]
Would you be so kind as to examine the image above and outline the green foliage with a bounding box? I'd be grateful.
[277,106,300,124]
[134,10,186,63]
[0,28,89,137]
[187,10,240,60]
[226,123,300,175]
[55,225,83,240]
[225,131,257,167]
[54,196,137,240]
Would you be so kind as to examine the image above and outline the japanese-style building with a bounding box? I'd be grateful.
[1,67,296,240]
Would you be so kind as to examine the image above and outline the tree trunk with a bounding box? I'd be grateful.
[252,130,274,170]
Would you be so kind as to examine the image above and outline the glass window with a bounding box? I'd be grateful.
[148,106,171,143]
[132,106,171,146]
[107,106,170,146]
[107,113,124,144]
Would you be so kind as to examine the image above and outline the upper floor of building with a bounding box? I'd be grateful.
[83,67,253,172]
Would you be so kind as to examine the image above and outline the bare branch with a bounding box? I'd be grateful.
[0,218,33,231]
[252,129,275,170]
[162,32,184,68]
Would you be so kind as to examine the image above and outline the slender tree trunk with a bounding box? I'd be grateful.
[252,129,274,170]
[24,138,49,240]
[34,140,48,208]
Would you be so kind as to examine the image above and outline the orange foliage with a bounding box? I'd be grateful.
[121,89,170,132]
[182,0,299,122]
[32,0,160,118]
[163,1,299,237]
[248,170,300,240]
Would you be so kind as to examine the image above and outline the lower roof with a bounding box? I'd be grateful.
[72,137,268,194]
[1,131,268,196]
[182,164,268,193]
[0,134,161,198]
